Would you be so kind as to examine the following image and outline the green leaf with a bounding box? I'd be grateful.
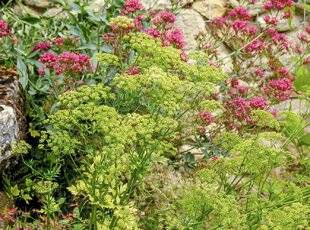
[281,112,306,141]
[294,65,310,93]
[10,185,20,197]
[299,133,310,146]
[17,57,29,89]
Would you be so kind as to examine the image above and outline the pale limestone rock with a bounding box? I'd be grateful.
[176,9,207,50]
[216,43,233,72]
[141,0,172,10]
[192,0,227,20]
[23,0,52,8]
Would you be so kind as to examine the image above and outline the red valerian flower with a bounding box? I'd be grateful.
[39,52,57,68]
[152,11,176,25]
[245,39,265,54]
[198,111,214,125]
[144,28,161,38]
[38,66,46,76]
[33,41,51,52]
[249,96,268,109]
[263,15,278,25]
[255,68,265,78]
[121,0,144,15]
[232,20,248,32]
[0,19,11,37]
[264,0,293,10]
[229,79,249,95]
[264,77,293,101]
[212,16,227,27]
[163,28,185,49]
[228,6,251,20]
[298,32,310,43]
[306,25,310,34]
[134,15,145,30]
[52,37,65,46]
[225,97,252,122]
[126,66,140,75]
[39,51,91,75]
[267,28,289,50]
[56,51,91,75]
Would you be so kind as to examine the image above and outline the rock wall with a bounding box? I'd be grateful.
[0,68,25,171]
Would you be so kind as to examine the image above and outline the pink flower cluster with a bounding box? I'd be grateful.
[151,11,176,25]
[225,96,268,124]
[264,77,292,101]
[102,0,186,63]
[145,28,161,38]
[39,51,91,75]
[211,7,258,38]
[245,39,265,54]
[0,20,11,38]
[163,28,185,49]
[228,6,251,20]
[198,111,214,125]
[53,37,65,47]
[249,96,268,109]
[264,0,293,10]
[263,15,278,25]
[229,79,248,95]
[267,28,289,50]
[121,0,144,15]
[33,41,52,52]
[126,66,140,75]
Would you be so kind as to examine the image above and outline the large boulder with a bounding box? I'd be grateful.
[0,68,26,172]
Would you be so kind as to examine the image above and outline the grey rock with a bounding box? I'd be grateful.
[0,105,19,163]
[272,99,310,115]
[0,68,25,171]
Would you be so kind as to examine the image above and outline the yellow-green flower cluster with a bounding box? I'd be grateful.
[58,84,115,109]
[109,16,134,31]
[96,53,120,66]
[128,32,226,84]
